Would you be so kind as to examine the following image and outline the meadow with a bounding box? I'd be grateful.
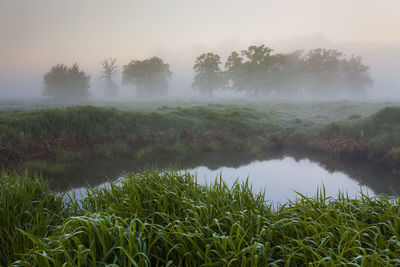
[1,99,399,174]
[2,100,400,265]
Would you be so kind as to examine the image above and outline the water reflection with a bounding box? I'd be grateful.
[54,150,400,204]
[190,157,372,204]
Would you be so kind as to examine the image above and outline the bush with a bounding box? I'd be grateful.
[43,63,90,99]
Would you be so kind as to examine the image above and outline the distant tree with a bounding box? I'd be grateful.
[302,49,344,96]
[302,49,373,97]
[43,63,90,99]
[224,45,373,98]
[122,57,172,97]
[225,51,245,90]
[100,58,119,98]
[340,55,373,96]
[268,50,306,97]
[192,53,226,97]
[225,45,274,96]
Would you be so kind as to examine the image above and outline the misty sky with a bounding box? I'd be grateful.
[1,0,400,98]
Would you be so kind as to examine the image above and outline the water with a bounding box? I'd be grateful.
[59,151,400,205]
[191,157,372,204]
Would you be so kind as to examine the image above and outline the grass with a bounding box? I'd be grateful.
[2,170,400,266]
[318,107,400,169]
[1,101,400,177]
[0,171,66,266]
[322,107,400,151]
[2,100,400,265]
[0,105,284,168]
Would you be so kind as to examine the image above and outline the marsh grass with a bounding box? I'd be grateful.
[322,106,400,152]
[4,104,398,172]
[0,171,65,266]
[0,105,282,168]
[2,170,399,266]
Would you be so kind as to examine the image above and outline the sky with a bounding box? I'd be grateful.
[1,0,400,98]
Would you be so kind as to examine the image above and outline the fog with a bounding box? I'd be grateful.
[1,0,399,100]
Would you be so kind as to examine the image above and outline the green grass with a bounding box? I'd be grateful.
[2,170,400,266]
[0,105,283,167]
[0,171,66,266]
[321,106,400,153]
[2,102,400,176]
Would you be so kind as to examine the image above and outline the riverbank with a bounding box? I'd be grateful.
[1,103,400,175]
[2,170,400,266]
[0,105,291,173]
[312,106,400,170]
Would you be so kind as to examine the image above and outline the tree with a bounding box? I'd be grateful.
[302,49,344,96]
[225,45,274,96]
[225,51,245,91]
[192,53,226,97]
[122,57,172,97]
[302,49,373,97]
[341,55,373,96]
[100,58,119,98]
[267,50,306,97]
[43,63,90,99]
[223,45,373,98]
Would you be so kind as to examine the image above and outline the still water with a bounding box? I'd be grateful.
[59,151,400,205]
[192,157,372,204]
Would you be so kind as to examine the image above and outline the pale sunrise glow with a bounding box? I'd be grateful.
[1,0,400,97]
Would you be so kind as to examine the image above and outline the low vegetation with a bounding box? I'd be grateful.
[1,102,400,173]
[0,105,283,168]
[319,106,400,169]
[2,103,400,265]
[0,171,66,265]
[1,170,399,266]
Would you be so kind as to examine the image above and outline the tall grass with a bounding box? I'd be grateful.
[2,103,399,171]
[3,170,400,266]
[321,106,400,152]
[0,105,281,167]
[0,171,65,266]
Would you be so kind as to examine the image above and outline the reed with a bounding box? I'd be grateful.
[0,171,65,266]
[322,106,400,151]
[3,170,400,266]
[0,105,279,167]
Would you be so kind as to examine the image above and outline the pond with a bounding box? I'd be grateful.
[55,150,400,205]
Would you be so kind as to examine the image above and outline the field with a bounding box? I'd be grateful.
[1,99,400,265]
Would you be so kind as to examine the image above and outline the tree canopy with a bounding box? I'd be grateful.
[192,53,226,97]
[122,57,172,97]
[43,63,90,99]
[226,45,274,96]
[221,45,373,98]
[340,55,373,96]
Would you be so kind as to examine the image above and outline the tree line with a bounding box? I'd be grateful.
[43,57,172,99]
[43,45,373,99]
[194,45,373,97]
